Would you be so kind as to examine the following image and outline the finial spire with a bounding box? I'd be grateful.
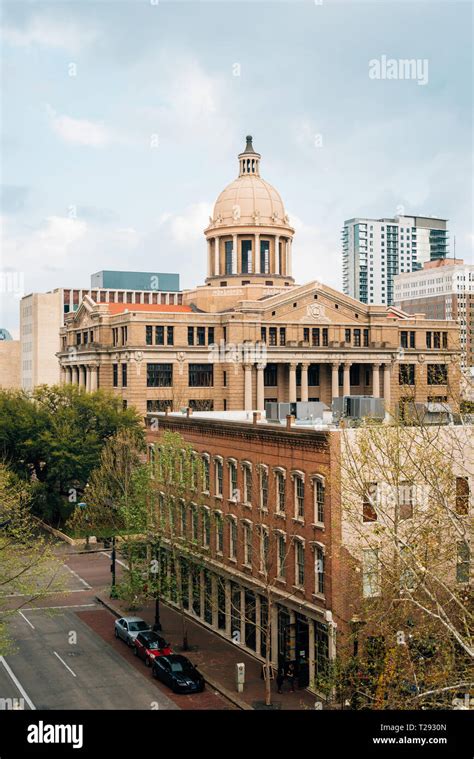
[238,134,261,177]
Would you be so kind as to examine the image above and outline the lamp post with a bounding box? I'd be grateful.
[110,535,118,597]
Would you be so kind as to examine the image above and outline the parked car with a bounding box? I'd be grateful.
[114,617,151,646]
[151,654,205,694]
[134,631,173,666]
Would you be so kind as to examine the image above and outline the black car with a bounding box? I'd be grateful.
[151,654,205,694]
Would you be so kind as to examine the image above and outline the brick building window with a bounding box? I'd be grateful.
[269,327,277,346]
[456,477,469,514]
[197,327,206,346]
[243,522,252,566]
[456,541,470,583]
[214,458,223,497]
[277,535,286,579]
[215,512,224,554]
[191,504,199,543]
[427,364,447,385]
[260,528,269,574]
[401,331,415,348]
[399,364,415,385]
[189,364,213,387]
[155,326,164,345]
[242,462,252,505]
[202,508,210,548]
[315,545,325,595]
[187,327,194,345]
[264,364,278,386]
[179,500,187,537]
[295,540,305,586]
[363,482,378,522]
[399,481,414,520]
[293,473,305,519]
[167,326,174,345]
[208,327,214,344]
[275,470,286,513]
[147,399,172,412]
[314,477,325,524]
[113,363,118,387]
[229,518,237,560]
[121,363,127,387]
[202,454,210,493]
[189,399,214,410]
[259,466,268,511]
[147,363,172,387]
[228,460,238,501]
[362,549,380,597]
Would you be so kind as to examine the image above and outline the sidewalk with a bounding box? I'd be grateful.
[96,590,320,711]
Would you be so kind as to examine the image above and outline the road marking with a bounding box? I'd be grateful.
[101,551,128,569]
[18,610,35,630]
[22,603,98,611]
[53,651,77,678]
[0,656,36,710]
[64,564,92,589]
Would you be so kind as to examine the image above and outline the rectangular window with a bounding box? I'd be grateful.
[400,331,408,348]
[399,364,415,385]
[362,549,380,597]
[315,547,324,595]
[167,326,174,345]
[243,464,252,504]
[121,326,127,345]
[409,331,415,348]
[426,332,432,349]
[363,482,378,522]
[146,326,153,345]
[308,364,319,386]
[229,519,237,560]
[456,477,469,515]
[427,364,447,385]
[229,461,238,500]
[197,326,206,346]
[354,329,361,347]
[279,327,286,346]
[215,513,224,554]
[303,328,310,343]
[345,329,351,343]
[208,327,214,345]
[264,363,278,386]
[442,332,448,349]
[277,535,286,579]
[191,505,199,542]
[187,327,194,346]
[295,541,305,586]
[215,459,223,496]
[261,327,267,343]
[311,328,320,347]
[276,471,285,513]
[363,329,370,347]
[315,479,325,523]
[225,240,233,274]
[269,327,277,346]
[147,399,172,412]
[202,509,210,548]
[295,476,304,519]
[322,328,328,347]
[179,501,187,537]
[202,456,210,492]
[260,467,268,510]
[113,363,118,387]
[155,326,164,345]
[241,240,252,273]
[399,481,414,520]
[456,541,470,583]
[433,331,441,349]
[189,364,213,387]
[147,363,172,387]
[189,399,214,411]
[121,363,127,388]
[260,529,269,574]
[243,523,252,566]
[260,240,270,273]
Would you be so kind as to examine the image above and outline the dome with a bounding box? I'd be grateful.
[212,175,287,228]
[207,136,292,231]
[0,328,13,341]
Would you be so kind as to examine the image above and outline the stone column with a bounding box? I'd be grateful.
[274,235,280,275]
[343,362,351,396]
[287,240,292,276]
[383,363,392,409]
[232,234,238,274]
[301,362,309,402]
[244,364,253,410]
[207,239,212,278]
[289,362,297,403]
[85,366,91,393]
[214,236,220,276]
[65,366,72,384]
[331,362,340,400]
[256,364,265,411]
[254,233,260,274]
[90,365,98,392]
[372,363,381,398]
[79,365,86,389]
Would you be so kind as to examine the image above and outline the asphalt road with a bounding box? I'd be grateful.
[0,604,178,710]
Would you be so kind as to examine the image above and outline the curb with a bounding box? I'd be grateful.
[95,594,252,711]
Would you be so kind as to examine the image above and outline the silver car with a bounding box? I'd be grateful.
[114,616,151,646]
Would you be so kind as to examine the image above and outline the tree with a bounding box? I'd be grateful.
[0,385,143,524]
[0,464,65,654]
[332,416,473,709]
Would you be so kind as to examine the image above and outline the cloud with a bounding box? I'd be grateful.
[1,13,98,53]
[46,106,120,148]
[289,212,341,290]
[0,185,30,214]
[158,202,212,245]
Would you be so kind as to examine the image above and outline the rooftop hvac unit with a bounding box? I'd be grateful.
[332,396,385,421]
[265,401,329,423]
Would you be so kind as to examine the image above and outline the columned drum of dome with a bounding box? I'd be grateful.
[204,136,295,287]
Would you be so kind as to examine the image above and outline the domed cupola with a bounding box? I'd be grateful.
[204,136,295,287]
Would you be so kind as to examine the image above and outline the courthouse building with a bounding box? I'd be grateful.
[58,137,461,414]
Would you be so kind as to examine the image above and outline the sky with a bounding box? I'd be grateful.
[1,0,472,337]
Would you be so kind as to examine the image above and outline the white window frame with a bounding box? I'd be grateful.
[202,452,211,494]
[214,510,224,555]
[228,516,237,560]
[292,470,305,520]
[214,455,223,498]
[273,467,286,514]
[295,538,305,587]
[362,548,380,597]
[276,531,287,580]
[259,464,269,512]
[313,541,325,596]
[202,505,211,548]
[228,458,238,501]
[242,519,253,567]
[241,461,253,506]
[312,474,325,526]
